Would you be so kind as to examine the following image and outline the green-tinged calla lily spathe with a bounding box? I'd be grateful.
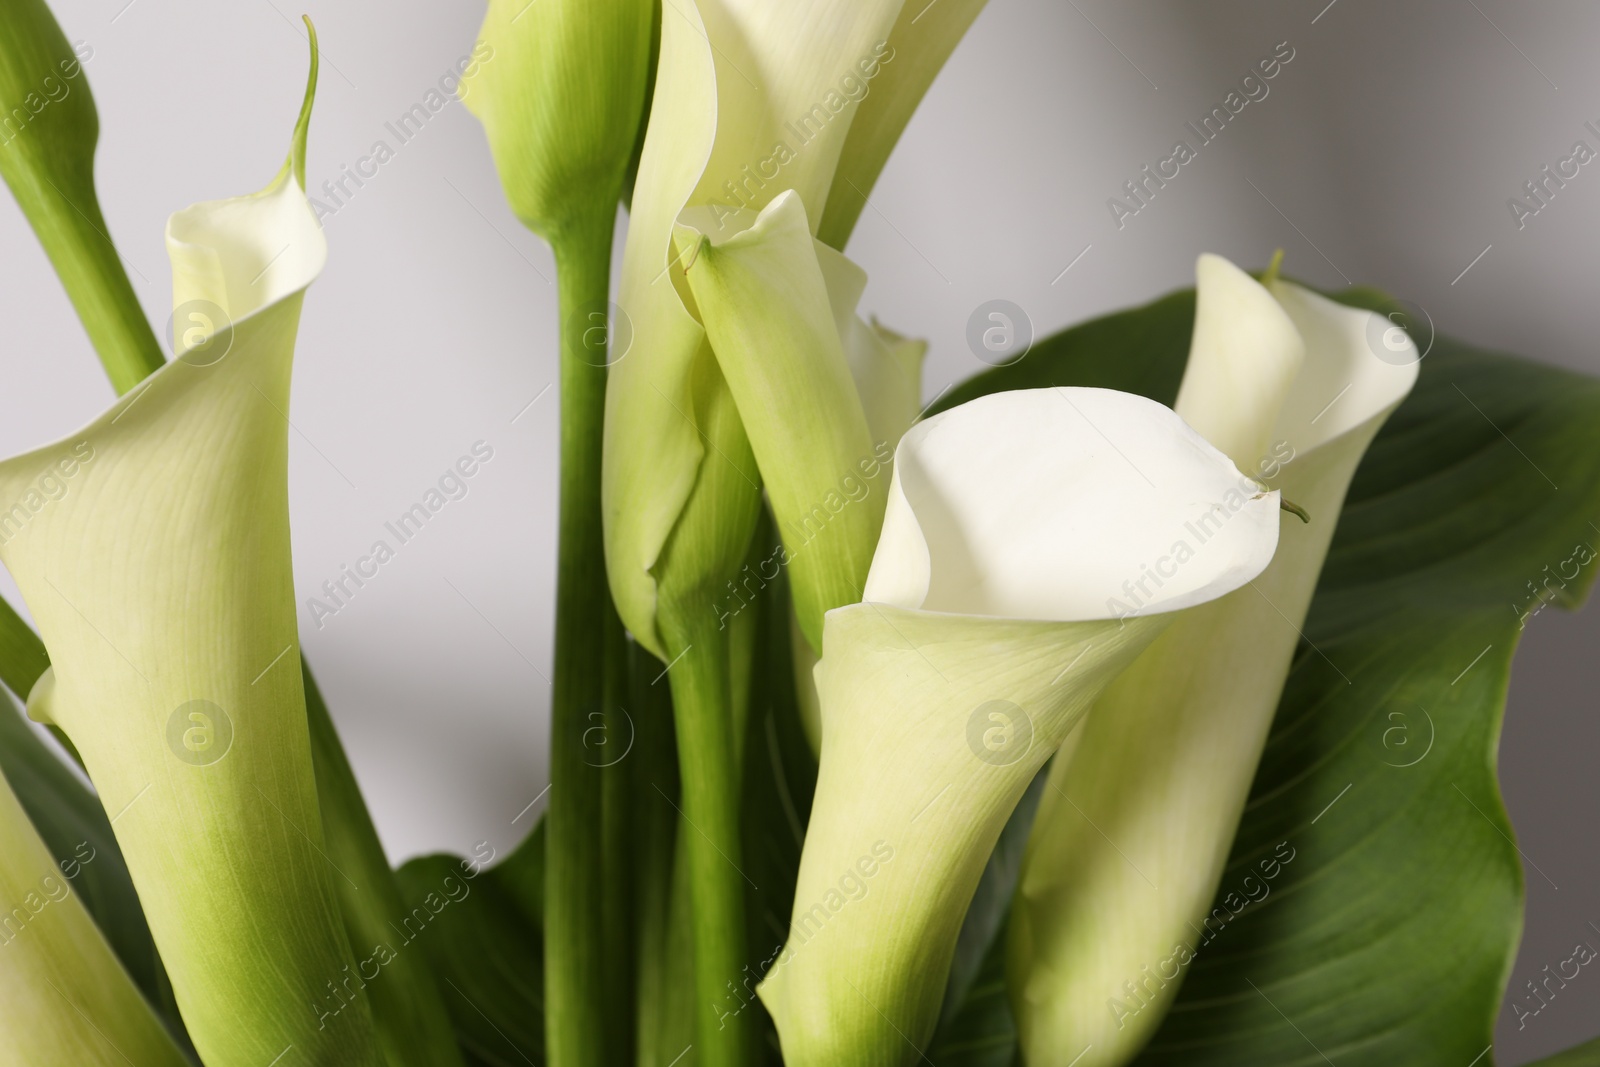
[675,190,885,650]
[815,0,989,249]
[757,386,1282,1066]
[0,49,383,1067]
[674,189,927,749]
[0,760,188,1067]
[1008,255,1420,1067]
[0,0,165,393]
[459,0,653,238]
[604,0,941,659]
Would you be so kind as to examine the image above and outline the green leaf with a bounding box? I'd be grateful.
[395,826,546,1067]
[924,768,1048,1067]
[304,664,467,1067]
[933,284,1600,1065]
[927,930,1018,1067]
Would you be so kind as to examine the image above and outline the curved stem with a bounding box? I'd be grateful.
[9,168,165,394]
[546,206,620,1067]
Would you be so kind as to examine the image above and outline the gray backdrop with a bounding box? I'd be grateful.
[1,0,1595,1060]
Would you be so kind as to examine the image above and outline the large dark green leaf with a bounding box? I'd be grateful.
[927,285,1600,1065]
[396,825,546,1067]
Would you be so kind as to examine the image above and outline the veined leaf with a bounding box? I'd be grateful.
[394,825,546,1067]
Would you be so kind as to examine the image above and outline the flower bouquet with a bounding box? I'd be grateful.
[1,2,1597,1066]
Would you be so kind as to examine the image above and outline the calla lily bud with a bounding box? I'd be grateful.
[0,760,188,1067]
[0,0,164,392]
[460,0,654,237]
[1010,255,1419,1067]
[604,0,911,656]
[0,53,383,1067]
[757,387,1281,1066]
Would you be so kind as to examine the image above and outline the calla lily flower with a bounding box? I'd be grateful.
[757,387,1282,1066]
[604,0,951,658]
[1009,255,1420,1067]
[0,760,188,1066]
[0,54,385,1067]
[605,11,955,1056]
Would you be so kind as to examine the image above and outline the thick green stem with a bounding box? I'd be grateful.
[9,168,165,394]
[546,206,618,1067]
[659,607,754,1067]
[630,644,687,1065]
[600,613,636,1067]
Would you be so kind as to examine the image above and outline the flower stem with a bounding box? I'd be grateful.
[9,169,165,394]
[600,609,635,1066]
[658,606,754,1067]
[546,205,620,1067]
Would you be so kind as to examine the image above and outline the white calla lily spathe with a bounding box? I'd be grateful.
[0,56,385,1067]
[757,386,1282,1066]
[1009,255,1420,1067]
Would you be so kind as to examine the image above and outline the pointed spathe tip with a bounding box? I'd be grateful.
[290,16,320,188]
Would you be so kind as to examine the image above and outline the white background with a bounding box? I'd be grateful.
[3,0,1599,1060]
